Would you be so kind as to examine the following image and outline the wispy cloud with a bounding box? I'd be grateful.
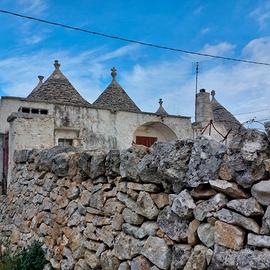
[193,5,204,15]
[17,0,48,15]
[16,0,49,45]
[201,42,235,56]
[0,44,141,102]
[1,38,270,124]
[250,2,270,29]
[200,27,210,35]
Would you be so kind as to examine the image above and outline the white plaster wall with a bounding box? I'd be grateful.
[8,115,55,185]
[0,97,53,133]
[53,104,193,151]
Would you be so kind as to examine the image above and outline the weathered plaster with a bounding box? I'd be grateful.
[0,97,53,133]
[8,115,55,185]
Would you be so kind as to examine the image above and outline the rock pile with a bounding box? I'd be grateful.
[0,129,270,269]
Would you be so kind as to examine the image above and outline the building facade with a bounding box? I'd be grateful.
[0,61,193,191]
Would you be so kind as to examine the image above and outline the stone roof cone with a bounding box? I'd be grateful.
[93,67,141,112]
[27,60,90,106]
[210,90,243,131]
[155,98,168,116]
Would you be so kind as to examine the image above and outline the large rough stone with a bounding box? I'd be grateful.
[215,208,260,233]
[105,149,120,177]
[251,180,270,205]
[123,222,158,239]
[214,221,245,250]
[209,179,248,199]
[187,219,200,245]
[247,233,270,248]
[13,149,34,164]
[122,208,144,225]
[138,140,193,193]
[36,146,75,172]
[150,193,169,209]
[157,206,189,241]
[209,246,270,270]
[171,189,196,218]
[193,193,228,221]
[184,244,208,270]
[171,244,192,270]
[130,255,151,270]
[227,129,270,188]
[184,137,226,188]
[141,236,171,270]
[117,192,158,220]
[190,185,216,199]
[113,232,144,260]
[78,151,106,179]
[100,250,120,270]
[197,223,214,247]
[227,197,264,217]
[120,145,149,180]
[261,205,270,234]
[265,121,270,138]
[51,152,70,177]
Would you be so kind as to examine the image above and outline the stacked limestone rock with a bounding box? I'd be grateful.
[0,129,270,269]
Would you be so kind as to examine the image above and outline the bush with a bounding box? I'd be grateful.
[0,241,48,270]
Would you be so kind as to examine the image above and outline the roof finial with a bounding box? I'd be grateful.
[111,67,117,80]
[159,98,163,106]
[38,75,44,83]
[211,90,216,100]
[54,60,61,70]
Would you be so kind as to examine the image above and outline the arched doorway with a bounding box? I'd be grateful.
[133,122,177,147]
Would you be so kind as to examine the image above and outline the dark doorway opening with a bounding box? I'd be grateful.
[136,136,157,147]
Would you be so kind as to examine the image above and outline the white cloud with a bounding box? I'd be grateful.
[15,0,49,45]
[121,37,270,123]
[1,38,270,126]
[200,27,210,35]
[250,2,270,29]
[201,42,235,56]
[18,0,48,15]
[0,44,141,103]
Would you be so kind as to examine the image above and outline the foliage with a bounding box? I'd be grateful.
[0,241,48,270]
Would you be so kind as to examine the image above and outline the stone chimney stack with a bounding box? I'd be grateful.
[195,89,214,124]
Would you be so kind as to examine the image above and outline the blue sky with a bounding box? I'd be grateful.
[0,0,270,125]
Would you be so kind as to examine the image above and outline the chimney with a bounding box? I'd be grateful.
[195,89,214,123]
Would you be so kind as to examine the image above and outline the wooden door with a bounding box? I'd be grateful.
[136,136,157,147]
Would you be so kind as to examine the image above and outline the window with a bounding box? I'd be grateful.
[19,107,48,115]
[21,107,30,113]
[40,109,48,115]
[58,138,73,147]
[31,108,39,114]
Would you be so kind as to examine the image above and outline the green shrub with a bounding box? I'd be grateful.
[0,241,48,270]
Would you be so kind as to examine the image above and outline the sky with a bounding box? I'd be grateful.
[0,0,270,127]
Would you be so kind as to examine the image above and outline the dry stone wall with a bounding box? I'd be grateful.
[1,129,270,270]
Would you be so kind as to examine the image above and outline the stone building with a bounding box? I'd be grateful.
[193,88,243,142]
[0,60,193,191]
[0,60,241,193]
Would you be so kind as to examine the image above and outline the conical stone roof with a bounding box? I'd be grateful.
[210,90,242,131]
[27,60,90,106]
[93,67,141,112]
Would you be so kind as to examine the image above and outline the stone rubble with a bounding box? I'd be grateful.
[0,129,270,269]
